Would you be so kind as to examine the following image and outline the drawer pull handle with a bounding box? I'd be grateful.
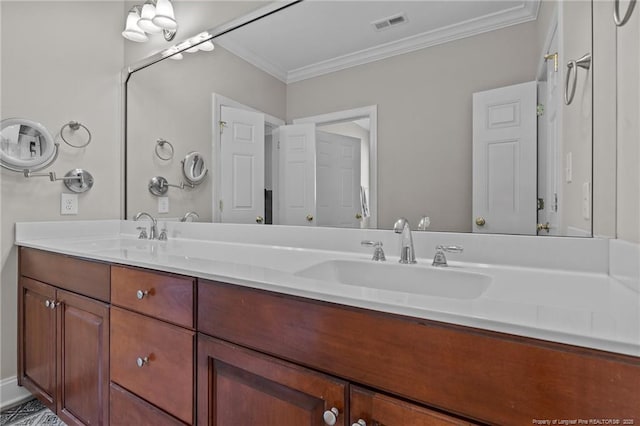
[136,290,149,300]
[323,407,339,425]
[352,420,367,426]
[136,356,150,368]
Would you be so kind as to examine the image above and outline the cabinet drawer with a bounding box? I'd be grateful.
[111,266,194,328]
[110,307,194,424]
[20,248,110,302]
[110,382,186,426]
[350,386,475,426]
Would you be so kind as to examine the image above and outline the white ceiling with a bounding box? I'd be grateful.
[216,0,540,83]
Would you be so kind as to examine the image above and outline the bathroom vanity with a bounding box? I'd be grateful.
[15,221,640,426]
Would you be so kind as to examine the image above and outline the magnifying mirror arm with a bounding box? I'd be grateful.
[24,170,86,185]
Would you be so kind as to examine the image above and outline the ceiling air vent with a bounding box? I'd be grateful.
[371,13,408,32]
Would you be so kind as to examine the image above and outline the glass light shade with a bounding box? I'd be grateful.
[138,2,162,34]
[122,8,149,42]
[169,53,183,61]
[152,0,177,30]
[199,41,214,52]
[186,46,199,53]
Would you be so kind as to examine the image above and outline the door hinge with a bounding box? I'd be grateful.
[219,200,223,212]
[536,104,545,117]
[537,198,544,211]
[219,121,227,134]
[553,193,558,212]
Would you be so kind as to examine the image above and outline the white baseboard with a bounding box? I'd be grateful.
[0,376,33,410]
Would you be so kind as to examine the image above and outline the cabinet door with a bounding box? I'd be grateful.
[197,335,347,426]
[56,289,110,426]
[350,386,475,426]
[18,277,57,411]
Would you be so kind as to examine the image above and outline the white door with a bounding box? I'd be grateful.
[277,124,316,226]
[472,81,537,235]
[316,131,361,228]
[220,106,265,224]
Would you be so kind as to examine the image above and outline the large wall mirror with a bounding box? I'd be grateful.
[125,0,593,236]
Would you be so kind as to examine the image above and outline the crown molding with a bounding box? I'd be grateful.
[219,1,540,85]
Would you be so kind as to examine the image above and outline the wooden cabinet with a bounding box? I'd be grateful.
[197,335,347,426]
[18,275,110,426]
[350,386,473,426]
[109,266,195,425]
[110,383,185,426]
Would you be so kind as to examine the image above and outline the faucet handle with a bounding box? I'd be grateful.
[361,240,386,261]
[437,245,463,253]
[158,227,168,241]
[136,226,148,240]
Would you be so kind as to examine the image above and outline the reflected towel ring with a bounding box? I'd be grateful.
[155,139,174,161]
[60,121,92,148]
[564,53,591,105]
[614,0,636,26]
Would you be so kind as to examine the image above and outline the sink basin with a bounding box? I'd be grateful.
[295,260,491,299]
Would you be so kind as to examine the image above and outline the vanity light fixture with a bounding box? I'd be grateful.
[122,0,177,43]
[162,32,215,60]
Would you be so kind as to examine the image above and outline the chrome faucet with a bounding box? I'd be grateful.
[134,211,158,240]
[361,240,386,261]
[181,211,199,222]
[432,245,463,267]
[393,218,416,264]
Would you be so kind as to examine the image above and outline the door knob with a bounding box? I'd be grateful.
[475,217,486,226]
[537,222,550,232]
[323,407,339,425]
[306,214,314,222]
[256,216,264,224]
[355,213,362,220]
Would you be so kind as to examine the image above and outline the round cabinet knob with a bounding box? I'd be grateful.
[306,214,314,222]
[355,213,363,220]
[136,290,149,300]
[475,217,486,226]
[352,420,367,426]
[256,216,264,224]
[45,300,51,308]
[136,356,149,368]
[323,407,339,425]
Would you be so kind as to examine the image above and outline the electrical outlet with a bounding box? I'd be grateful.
[61,193,78,215]
[158,196,169,214]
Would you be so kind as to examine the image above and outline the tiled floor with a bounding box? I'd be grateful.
[0,398,66,426]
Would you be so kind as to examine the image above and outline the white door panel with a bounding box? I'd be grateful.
[220,106,265,224]
[278,124,316,226]
[473,81,537,235]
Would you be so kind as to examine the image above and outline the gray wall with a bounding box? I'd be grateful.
[1,1,125,382]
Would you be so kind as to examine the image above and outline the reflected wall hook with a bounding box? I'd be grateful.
[155,139,174,160]
[614,0,636,26]
[564,53,591,105]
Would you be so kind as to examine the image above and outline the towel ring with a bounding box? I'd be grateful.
[155,139,174,161]
[564,53,591,105]
[60,121,91,148]
[614,0,636,26]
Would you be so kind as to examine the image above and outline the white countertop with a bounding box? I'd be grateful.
[14,220,640,357]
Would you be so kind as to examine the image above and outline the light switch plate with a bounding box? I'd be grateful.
[158,196,169,214]
[565,152,573,183]
[61,193,78,215]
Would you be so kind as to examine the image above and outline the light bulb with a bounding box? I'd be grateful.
[153,0,177,30]
[138,1,162,34]
[122,7,149,42]
[199,41,214,52]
